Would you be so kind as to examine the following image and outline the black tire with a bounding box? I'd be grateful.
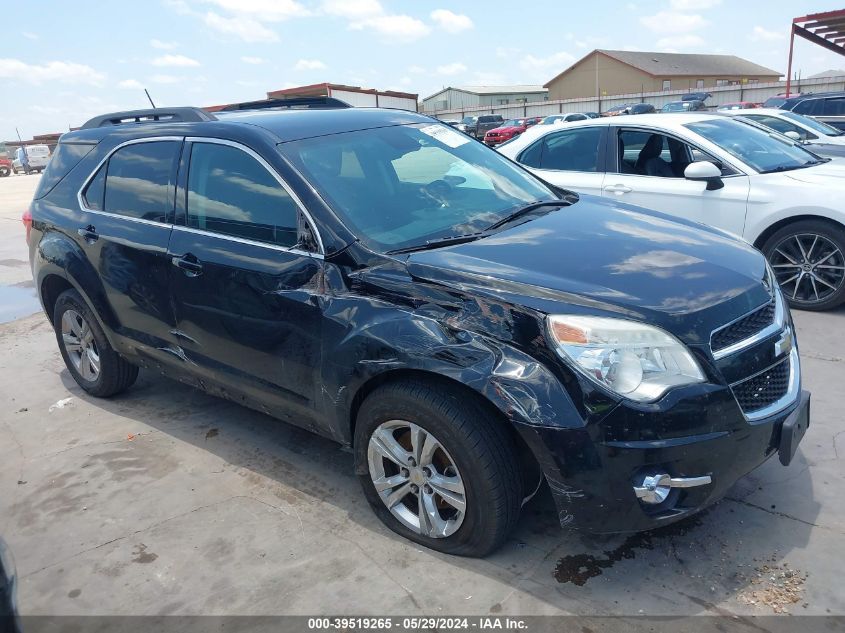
[354,380,523,557]
[53,289,138,397]
[761,219,845,311]
[0,167,9,177]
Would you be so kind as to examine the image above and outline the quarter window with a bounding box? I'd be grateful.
[187,142,300,248]
[83,141,179,222]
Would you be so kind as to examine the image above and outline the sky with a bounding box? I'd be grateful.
[3,0,845,140]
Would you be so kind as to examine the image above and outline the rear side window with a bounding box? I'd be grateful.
[81,141,179,221]
[521,127,604,172]
[34,142,95,200]
[186,142,300,248]
[822,98,845,116]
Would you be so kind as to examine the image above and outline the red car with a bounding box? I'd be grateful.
[0,157,11,177]
[483,117,541,146]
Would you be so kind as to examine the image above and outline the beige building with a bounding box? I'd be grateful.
[544,49,781,100]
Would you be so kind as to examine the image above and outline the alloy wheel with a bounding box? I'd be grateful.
[367,420,466,538]
[769,232,845,304]
[61,309,100,381]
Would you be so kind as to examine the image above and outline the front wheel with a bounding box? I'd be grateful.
[355,380,523,557]
[762,220,845,311]
[0,167,9,177]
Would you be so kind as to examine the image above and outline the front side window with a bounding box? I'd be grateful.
[83,141,179,222]
[821,98,845,116]
[279,123,556,253]
[187,142,300,248]
[781,111,843,136]
[685,118,824,173]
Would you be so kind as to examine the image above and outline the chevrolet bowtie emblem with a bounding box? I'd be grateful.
[775,328,793,358]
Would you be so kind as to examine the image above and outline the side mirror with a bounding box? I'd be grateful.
[685,161,724,190]
[783,131,803,142]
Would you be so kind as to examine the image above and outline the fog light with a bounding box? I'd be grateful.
[634,473,712,505]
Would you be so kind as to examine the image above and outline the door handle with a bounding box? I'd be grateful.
[77,225,99,243]
[603,184,633,195]
[171,254,203,276]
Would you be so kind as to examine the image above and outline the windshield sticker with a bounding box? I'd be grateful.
[420,124,470,148]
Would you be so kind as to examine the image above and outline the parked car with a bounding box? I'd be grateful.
[484,118,532,145]
[721,108,845,158]
[461,114,505,139]
[662,100,706,112]
[27,105,809,556]
[629,103,656,115]
[12,144,51,174]
[454,115,478,135]
[498,112,845,310]
[584,112,601,119]
[682,92,712,102]
[0,157,11,177]
[602,103,636,117]
[763,92,808,108]
[441,120,461,128]
[539,113,589,125]
[718,102,760,111]
[771,91,845,131]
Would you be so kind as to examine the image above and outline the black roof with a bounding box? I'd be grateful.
[63,106,431,145]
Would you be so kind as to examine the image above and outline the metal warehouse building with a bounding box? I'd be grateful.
[207,82,418,112]
[421,85,548,113]
[544,49,781,100]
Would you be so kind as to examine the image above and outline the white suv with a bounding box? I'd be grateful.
[498,113,845,310]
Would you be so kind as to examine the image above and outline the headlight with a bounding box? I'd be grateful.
[546,315,705,402]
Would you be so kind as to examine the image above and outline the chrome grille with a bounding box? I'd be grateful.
[711,301,775,354]
[731,356,791,415]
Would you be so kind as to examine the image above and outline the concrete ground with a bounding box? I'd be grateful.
[0,175,843,617]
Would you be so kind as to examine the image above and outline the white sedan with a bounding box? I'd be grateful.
[497,113,845,310]
[721,108,845,156]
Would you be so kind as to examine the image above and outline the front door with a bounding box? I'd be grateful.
[602,128,750,238]
[167,139,325,430]
[518,126,607,196]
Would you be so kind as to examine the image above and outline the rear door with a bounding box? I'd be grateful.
[77,137,181,358]
[601,127,749,237]
[167,138,325,429]
[516,126,606,195]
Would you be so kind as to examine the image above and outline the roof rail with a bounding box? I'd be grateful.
[80,107,217,130]
[220,96,352,112]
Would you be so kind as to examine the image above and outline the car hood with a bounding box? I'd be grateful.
[783,160,845,184]
[405,196,771,345]
[487,126,522,134]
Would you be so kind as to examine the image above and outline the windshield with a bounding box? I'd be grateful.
[279,123,557,252]
[663,102,689,112]
[781,110,843,136]
[763,97,787,108]
[502,120,523,127]
[540,116,561,124]
[685,118,824,173]
[461,117,476,124]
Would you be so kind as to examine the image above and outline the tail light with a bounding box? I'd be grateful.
[22,208,32,245]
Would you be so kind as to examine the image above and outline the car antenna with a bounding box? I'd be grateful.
[144,89,156,108]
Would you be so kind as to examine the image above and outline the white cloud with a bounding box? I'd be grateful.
[152,54,200,67]
[118,79,144,89]
[150,74,180,84]
[240,56,265,64]
[430,9,473,34]
[520,51,576,71]
[150,39,177,49]
[22,32,38,40]
[436,62,467,76]
[0,59,105,85]
[321,0,382,18]
[751,26,784,42]
[670,0,720,9]
[294,59,326,71]
[205,0,310,21]
[656,34,705,50]
[399,76,412,86]
[349,14,430,42]
[408,65,426,74]
[640,11,708,34]
[204,11,279,42]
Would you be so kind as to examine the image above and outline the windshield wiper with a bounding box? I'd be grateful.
[485,199,573,231]
[386,232,491,255]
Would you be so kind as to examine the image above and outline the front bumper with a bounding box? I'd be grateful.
[519,385,809,534]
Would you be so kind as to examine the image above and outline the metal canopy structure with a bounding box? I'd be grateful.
[787,9,845,95]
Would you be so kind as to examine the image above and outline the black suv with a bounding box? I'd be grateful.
[772,91,845,130]
[27,102,809,557]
